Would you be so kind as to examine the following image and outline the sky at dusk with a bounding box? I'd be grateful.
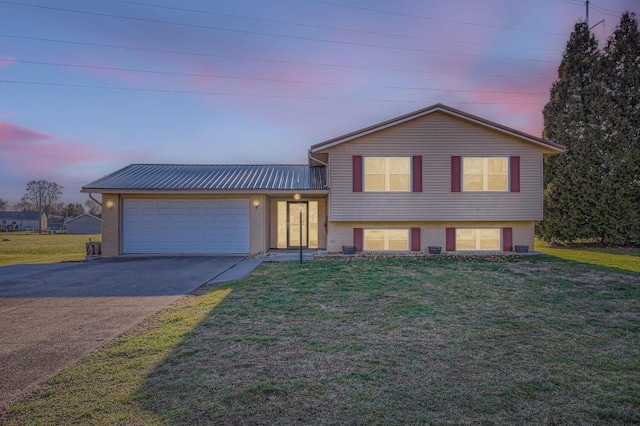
[1,0,638,205]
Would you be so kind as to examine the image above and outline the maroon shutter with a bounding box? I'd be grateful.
[446,228,456,251]
[353,228,363,252]
[503,228,513,251]
[411,227,421,251]
[451,156,461,192]
[412,156,422,192]
[510,156,520,192]
[353,155,363,192]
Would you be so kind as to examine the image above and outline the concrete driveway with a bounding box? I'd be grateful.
[0,256,244,407]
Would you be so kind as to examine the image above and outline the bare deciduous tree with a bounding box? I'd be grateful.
[85,199,102,216]
[21,180,63,232]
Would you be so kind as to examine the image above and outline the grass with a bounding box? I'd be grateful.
[0,233,101,265]
[535,239,640,273]
[2,255,639,424]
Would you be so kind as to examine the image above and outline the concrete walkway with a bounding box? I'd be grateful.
[208,251,315,284]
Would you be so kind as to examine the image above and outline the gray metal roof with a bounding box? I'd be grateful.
[83,164,327,192]
[0,211,42,220]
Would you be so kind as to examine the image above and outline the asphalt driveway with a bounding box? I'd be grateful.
[0,256,244,407]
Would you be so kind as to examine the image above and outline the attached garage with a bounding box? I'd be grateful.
[122,199,250,254]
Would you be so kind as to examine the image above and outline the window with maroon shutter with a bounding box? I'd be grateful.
[353,228,363,252]
[412,156,422,192]
[451,156,461,192]
[352,155,362,192]
[510,156,520,192]
[411,227,421,251]
[446,228,456,251]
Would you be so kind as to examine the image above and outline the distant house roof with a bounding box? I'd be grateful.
[0,211,42,220]
[82,164,327,193]
[311,103,566,153]
[64,213,102,224]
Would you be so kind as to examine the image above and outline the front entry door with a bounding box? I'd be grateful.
[288,202,308,248]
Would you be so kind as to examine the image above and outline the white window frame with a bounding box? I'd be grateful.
[455,228,501,251]
[364,157,411,192]
[462,157,509,192]
[364,229,409,251]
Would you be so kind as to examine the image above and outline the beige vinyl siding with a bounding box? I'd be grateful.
[319,112,546,222]
[327,221,534,253]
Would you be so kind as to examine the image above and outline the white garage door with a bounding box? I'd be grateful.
[123,199,250,254]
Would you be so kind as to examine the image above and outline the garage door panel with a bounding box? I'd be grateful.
[123,199,250,254]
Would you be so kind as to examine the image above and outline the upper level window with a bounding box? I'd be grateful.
[364,157,411,192]
[463,157,508,191]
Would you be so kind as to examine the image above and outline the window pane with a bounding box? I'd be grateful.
[364,230,385,250]
[389,157,410,174]
[463,158,483,173]
[390,174,410,191]
[456,229,477,251]
[365,174,385,191]
[487,174,508,191]
[479,229,500,250]
[277,201,287,249]
[308,201,318,249]
[488,158,507,173]
[365,158,386,173]
[464,174,483,191]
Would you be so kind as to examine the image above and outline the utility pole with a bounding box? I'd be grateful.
[586,0,589,26]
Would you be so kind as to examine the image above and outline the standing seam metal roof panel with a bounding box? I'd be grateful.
[82,164,327,191]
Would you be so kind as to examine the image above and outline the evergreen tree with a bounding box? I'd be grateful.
[538,22,604,243]
[598,12,640,245]
[539,14,640,245]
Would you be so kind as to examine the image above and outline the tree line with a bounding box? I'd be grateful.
[0,180,101,216]
[538,12,640,246]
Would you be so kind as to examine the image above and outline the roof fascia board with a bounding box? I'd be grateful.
[81,189,329,195]
[311,105,564,153]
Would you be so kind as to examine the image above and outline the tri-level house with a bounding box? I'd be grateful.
[82,104,564,257]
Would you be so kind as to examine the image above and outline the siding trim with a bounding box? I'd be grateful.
[451,156,461,192]
[352,155,363,192]
[412,156,422,192]
[411,227,421,251]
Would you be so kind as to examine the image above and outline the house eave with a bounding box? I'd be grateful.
[310,103,565,154]
[81,188,330,196]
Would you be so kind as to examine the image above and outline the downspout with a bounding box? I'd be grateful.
[88,193,102,206]
[308,150,328,167]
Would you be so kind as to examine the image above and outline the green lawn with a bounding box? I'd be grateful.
[2,255,638,424]
[0,233,101,266]
[535,239,640,273]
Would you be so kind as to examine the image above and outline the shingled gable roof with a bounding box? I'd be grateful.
[310,103,565,153]
[82,164,327,192]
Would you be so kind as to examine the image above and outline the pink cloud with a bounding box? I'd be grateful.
[0,57,15,68]
[0,122,109,179]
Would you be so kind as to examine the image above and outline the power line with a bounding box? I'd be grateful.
[9,59,547,95]
[0,1,558,63]
[0,34,555,81]
[314,1,569,36]
[98,0,562,53]
[0,80,547,105]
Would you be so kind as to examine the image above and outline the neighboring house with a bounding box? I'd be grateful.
[64,213,102,234]
[48,216,66,232]
[0,211,47,232]
[82,104,564,257]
